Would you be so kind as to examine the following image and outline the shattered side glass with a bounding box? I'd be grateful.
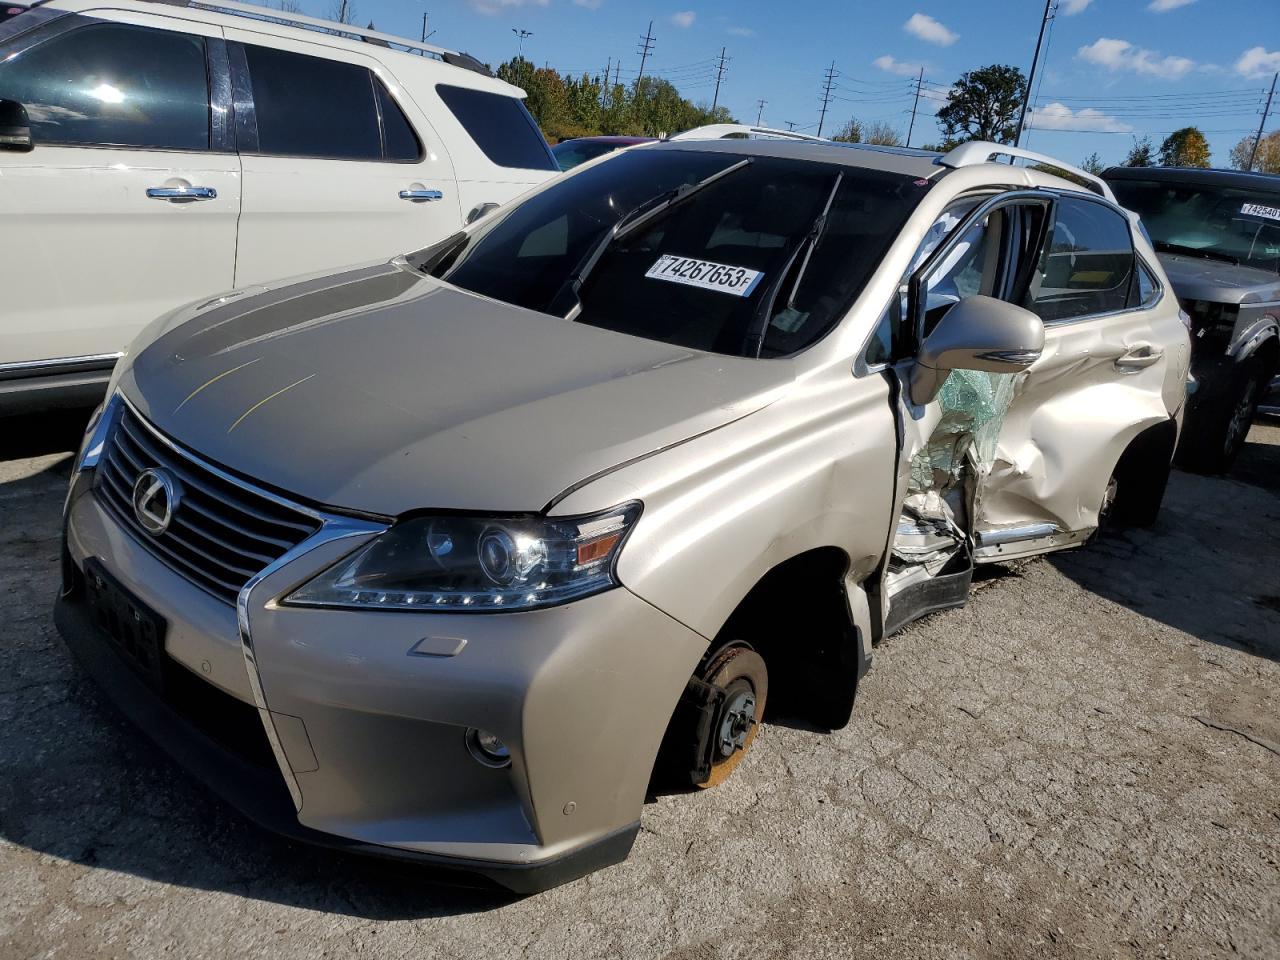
[908,369,1017,495]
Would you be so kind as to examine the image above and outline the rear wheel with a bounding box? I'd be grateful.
[698,646,768,789]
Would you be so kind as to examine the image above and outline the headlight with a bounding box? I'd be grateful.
[284,502,641,613]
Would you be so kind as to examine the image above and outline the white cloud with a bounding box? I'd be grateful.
[1236,46,1280,78]
[669,10,695,28]
[903,13,957,47]
[1028,102,1133,133]
[1060,0,1093,13]
[1077,37,1195,80]
[467,0,547,14]
[727,25,755,36]
[874,55,924,77]
[1148,0,1195,11]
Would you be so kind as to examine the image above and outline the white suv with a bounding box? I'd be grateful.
[0,0,557,413]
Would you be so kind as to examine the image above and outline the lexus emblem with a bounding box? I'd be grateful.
[132,468,181,536]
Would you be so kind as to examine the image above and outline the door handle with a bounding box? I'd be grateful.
[146,186,217,202]
[1114,343,1163,373]
[399,189,444,202]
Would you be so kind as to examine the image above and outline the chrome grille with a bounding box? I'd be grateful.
[94,405,321,603]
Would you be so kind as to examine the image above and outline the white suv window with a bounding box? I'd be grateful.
[435,84,556,171]
[0,21,210,150]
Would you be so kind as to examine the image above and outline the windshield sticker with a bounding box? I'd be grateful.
[645,255,764,297]
[1240,202,1280,223]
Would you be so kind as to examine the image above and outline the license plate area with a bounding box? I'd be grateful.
[84,558,167,690]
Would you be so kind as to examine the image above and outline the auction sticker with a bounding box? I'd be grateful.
[1240,202,1280,222]
[645,254,764,297]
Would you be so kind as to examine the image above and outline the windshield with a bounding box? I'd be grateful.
[1109,178,1280,275]
[435,149,928,358]
[552,139,622,171]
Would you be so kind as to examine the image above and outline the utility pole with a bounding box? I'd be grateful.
[1014,0,1056,148]
[711,47,730,112]
[817,61,837,138]
[612,61,621,89]
[785,120,797,131]
[756,99,767,125]
[636,20,656,84]
[601,56,612,106]
[512,27,533,52]
[1246,72,1277,172]
[906,67,924,147]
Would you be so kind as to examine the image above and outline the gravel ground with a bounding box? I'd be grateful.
[1,411,1278,960]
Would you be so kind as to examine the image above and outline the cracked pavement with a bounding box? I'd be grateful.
[1,411,1278,959]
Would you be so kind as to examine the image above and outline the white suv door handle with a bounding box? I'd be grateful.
[399,189,444,202]
[146,186,217,202]
[1114,343,1163,373]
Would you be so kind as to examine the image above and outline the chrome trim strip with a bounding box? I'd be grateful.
[975,522,1059,547]
[0,352,122,377]
[237,517,385,811]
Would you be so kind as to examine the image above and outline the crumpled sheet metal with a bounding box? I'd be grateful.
[908,369,1017,495]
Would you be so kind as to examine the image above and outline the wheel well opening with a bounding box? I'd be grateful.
[1110,418,1176,527]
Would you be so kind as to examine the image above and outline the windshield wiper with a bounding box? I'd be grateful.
[742,172,843,357]
[1154,240,1239,266]
[547,157,754,319]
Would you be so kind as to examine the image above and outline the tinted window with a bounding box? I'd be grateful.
[244,44,380,160]
[1109,178,1280,276]
[0,22,209,149]
[552,139,619,171]
[436,150,924,357]
[436,84,556,170]
[376,80,420,161]
[1136,259,1159,307]
[1025,198,1135,322]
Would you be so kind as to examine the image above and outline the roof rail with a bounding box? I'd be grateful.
[156,0,471,63]
[668,124,829,143]
[937,141,1116,203]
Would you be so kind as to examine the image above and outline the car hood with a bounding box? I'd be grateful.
[121,263,790,517]
[1157,254,1280,306]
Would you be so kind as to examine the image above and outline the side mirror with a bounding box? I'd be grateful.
[0,99,33,152]
[910,295,1044,405]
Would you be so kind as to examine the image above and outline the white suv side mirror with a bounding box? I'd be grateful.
[910,295,1044,405]
[0,100,33,153]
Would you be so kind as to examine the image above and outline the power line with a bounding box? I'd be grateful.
[817,61,838,138]
[711,47,730,111]
[636,19,656,84]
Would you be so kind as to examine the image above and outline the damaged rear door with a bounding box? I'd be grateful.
[973,194,1174,561]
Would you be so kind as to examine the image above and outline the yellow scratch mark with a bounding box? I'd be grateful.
[175,357,260,413]
[227,374,316,433]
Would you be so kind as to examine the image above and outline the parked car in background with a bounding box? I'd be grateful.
[0,3,27,23]
[551,135,656,171]
[57,138,1188,891]
[0,0,557,415]
[1104,166,1280,471]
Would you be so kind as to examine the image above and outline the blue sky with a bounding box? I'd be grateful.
[339,0,1278,167]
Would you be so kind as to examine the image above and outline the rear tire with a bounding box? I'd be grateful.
[1176,355,1264,474]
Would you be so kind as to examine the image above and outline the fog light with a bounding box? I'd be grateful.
[465,728,511,768]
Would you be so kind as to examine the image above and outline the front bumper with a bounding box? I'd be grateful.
[59,482,708,893]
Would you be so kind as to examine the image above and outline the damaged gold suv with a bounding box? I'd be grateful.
[57,138,1190,892]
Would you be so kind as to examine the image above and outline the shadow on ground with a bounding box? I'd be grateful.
[1049,421,1280,662]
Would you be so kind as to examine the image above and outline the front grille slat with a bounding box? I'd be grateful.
[93,406,322,604]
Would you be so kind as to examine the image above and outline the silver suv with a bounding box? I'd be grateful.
[57,139,1190,892]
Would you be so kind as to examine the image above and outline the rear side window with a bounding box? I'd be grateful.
[436,84,556,170]
[0,21,209,150]
[242,45,419,162]
[1025,197,1135,322]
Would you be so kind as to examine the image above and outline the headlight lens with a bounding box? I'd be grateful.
[284,502,641,613]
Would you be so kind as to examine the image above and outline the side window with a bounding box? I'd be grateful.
[242,44,382,160]
[435,84,557,171]
[1024,197,1135,323]
[0,22,210,150]
[1135,258,1160,308]
[375,80,421,162]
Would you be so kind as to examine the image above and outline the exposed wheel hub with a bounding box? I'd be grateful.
[717,685,757,758]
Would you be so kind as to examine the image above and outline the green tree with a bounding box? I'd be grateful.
[1158,127,1210,168]
[1229,130,1280,173]
[936,64,1027,144]
[1123,135,1154,167]
[831,118,863,143]
[1081,152,1105,175]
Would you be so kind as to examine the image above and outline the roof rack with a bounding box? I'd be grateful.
[937,141,1116,203]
[149,0,487,70]
[668,124,829,143]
